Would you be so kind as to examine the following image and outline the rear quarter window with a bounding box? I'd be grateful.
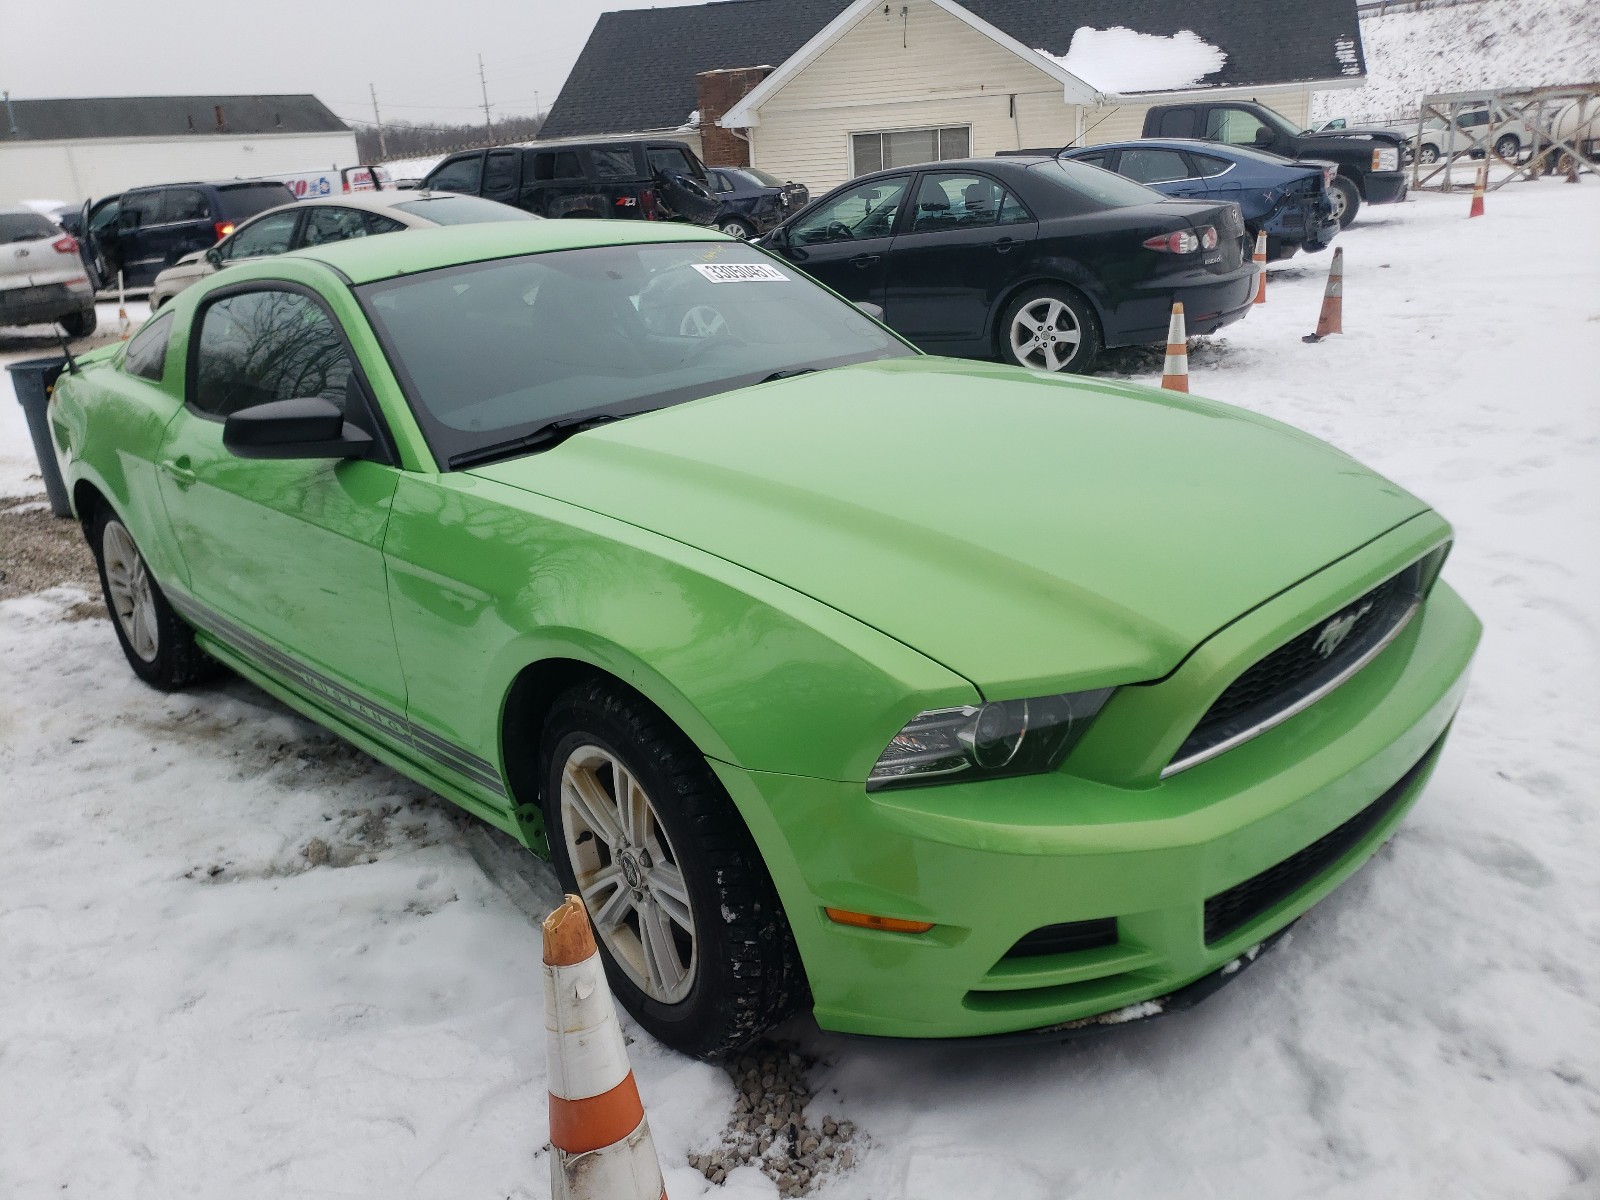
[124,312,175,382]
[588,146,639,180]
[217,184,296,220]
[0,212,58,242]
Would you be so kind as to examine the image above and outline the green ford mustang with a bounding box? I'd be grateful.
[49,220,1480,1057]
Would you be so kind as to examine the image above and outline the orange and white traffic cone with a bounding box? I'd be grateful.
[1302,247,1344,343]
[544,895,667,1200]
[1251,230,1268,305]
[1160,302,1188,392]
[1468,163,1486,218]
[116,270,131,340]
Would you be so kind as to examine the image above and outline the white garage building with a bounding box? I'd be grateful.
[0,95,358,205]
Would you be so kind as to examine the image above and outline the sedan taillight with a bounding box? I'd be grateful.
[51,235,79,254]
[1143,226,1216,254]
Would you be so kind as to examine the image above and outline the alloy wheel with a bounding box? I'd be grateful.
[559,743,698,1003]
[1009,297,1082,372]
[103,521,159,663]
[719,221,750,239]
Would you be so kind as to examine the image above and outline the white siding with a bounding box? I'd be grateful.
[748,0,1079,191]
[0,132,360,204]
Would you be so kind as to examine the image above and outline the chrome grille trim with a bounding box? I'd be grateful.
[1160,543,1448,779]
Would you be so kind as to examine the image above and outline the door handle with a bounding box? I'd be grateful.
[848,254,881,268]
[159,457,196,489]
[993,238,1017,254]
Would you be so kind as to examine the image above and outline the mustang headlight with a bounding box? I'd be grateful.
[868,689,1114,790]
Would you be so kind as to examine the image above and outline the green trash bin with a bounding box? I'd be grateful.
[6,356,73,519]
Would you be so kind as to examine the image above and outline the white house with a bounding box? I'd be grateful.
[0,95,359,204]
[544,0,1368,191]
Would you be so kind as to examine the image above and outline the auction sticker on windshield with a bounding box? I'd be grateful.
[692,263,789,284]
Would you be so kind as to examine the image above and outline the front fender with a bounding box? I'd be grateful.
[383,473,976,784]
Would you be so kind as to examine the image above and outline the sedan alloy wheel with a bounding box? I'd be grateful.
[1003,290,1099,374]
[559,742,698,1003]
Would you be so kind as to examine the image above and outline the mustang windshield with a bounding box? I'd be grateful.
[358,241,914,467]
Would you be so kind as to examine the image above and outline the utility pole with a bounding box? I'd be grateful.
[478,54,494,145]
[3,91,18,136]
[369,83,388,160]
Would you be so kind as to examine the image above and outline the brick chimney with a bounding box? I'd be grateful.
[695,67,772,167]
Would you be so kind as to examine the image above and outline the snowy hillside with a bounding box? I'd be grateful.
[1312,0,1600,123]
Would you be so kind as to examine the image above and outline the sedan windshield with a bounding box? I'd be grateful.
[358,241,914,467]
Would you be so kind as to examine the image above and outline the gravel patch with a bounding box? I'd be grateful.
[0,494,100,610]
[690,1042,861,1196]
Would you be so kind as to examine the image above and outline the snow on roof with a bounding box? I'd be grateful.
[1037,26,1228,95]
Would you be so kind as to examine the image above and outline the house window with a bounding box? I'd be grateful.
[851,126,970,176]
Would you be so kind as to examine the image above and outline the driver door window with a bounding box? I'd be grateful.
[221,210,300,261]
[790,177,910,245]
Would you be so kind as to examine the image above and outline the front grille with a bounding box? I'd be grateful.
[1168,556,1433,774]
[1004,918,1118,959]
[1203,736,1442,944]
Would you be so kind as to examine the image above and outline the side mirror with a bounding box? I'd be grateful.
[205,247,223,267]
[854,301,885,320]
[1253,128,1275,148]
[222,396,375,460]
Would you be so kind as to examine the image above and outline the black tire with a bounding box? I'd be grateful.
[90,507,216,691]
[717,217,754,240]
[540,678,805,1059]
[996,284,1102,374]
[1265,236,1296,263]
[1494,134,1521,161]
[1419,144,1440,165]
[1330,175,1362,229]
[60,307,98,337]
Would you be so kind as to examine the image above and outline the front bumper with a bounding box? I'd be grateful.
[1365,170,1408,205]
[711,521,1480,1039]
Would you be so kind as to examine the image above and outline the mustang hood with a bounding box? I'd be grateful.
[472,359,1428,693]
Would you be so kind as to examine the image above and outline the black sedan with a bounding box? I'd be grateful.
[757,157,1256,374]
[708,166,810,239]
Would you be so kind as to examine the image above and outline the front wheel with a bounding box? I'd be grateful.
[91,508,215,691]
[1494,134,1521,161]
[998,285,1102,374]
[1330,176,1362,229]
[540,679,804,1059]
[1419,144,1440,165]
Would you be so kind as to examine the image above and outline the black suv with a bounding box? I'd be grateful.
[419,139,719,225]
[63,180,296,289]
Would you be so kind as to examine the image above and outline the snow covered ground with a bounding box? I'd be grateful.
[2,182,1598,1199]
[1311,0,1600,124]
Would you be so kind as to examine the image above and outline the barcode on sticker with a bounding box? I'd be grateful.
[692,263,789,284]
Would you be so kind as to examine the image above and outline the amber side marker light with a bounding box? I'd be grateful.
[824,908,935,934]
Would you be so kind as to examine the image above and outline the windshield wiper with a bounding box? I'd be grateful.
[448,412,631,470]
[760,367,818,384]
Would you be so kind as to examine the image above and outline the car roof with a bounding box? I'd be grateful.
[289,218,729,285]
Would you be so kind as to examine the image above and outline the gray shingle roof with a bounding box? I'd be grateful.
[961,0,1365,90]
[539,0,853,140]
[543,0,1364,138]
[0,95,349,143]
